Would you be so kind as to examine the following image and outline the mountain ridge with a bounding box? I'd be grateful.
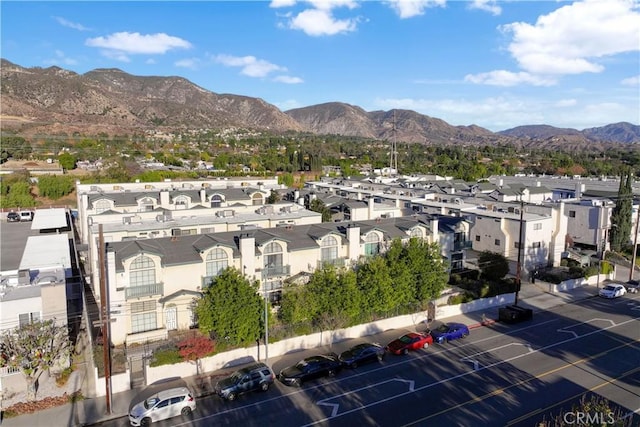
[1,59,638,146]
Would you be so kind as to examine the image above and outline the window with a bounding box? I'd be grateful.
[364,233,380,256]
[130,256,156,287]
[174,195,189,209]
[533,242,541,248]
[206,248,229,277]
[321,236,339,261]
[264,242,284,272]
[410,228,423,239]
[210,194,223,208]
[569,211,576,218]
[131,300,157,333]
[252,193,263,206]
[475,235,481,242]
[514,242,522,249]
[18,312,40,327]
[494,239,501,246]
[533,223,542,230]
[138,197,155,212]
[94,199,111,214]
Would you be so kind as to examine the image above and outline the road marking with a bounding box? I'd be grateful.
[316,378,416,418]
[460,343,534,371]
[557,318,616,338]
[301,316,640,427]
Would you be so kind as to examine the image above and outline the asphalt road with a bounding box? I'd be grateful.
[100,293,640,427]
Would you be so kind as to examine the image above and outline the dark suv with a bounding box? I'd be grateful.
[6,212,19,222]
[214,362,274,401]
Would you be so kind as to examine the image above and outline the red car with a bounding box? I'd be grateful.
[385,332,433,355]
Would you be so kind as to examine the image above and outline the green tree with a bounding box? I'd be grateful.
[357,256,396,314]
[403,239,448,303]
[384,239,415,307]
[266,190,281,204]
[478,251,510,281]
[309,198,332,222]
[37,175,75,199]
[58,153,77,170]
[610,167,633,252]
[0,319,72,401]
[195,268,264,347]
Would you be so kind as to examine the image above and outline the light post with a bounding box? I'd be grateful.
[262,271,269,365]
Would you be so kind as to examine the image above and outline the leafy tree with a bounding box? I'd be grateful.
[195,268,264,347]
[384,239,415,307]
[266,190,281,204]
[403,239,448,303]
[1,136,32,160]
[0,319,72,401]
[37,175,75,199]
[478,251,510,281]
[610,167,633,252]
[309,198,332,222]
[357,256,397,314]
[58,153,77,170]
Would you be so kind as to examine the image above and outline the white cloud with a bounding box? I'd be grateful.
[288,8,358,35]
[273,75,304,84]
[145,58,156,65]
[213,54,285,77]
[468,0,501,16]
[43,50,78,66]
[385,0,446,19]
[101,50,131,63]
[85,32,192,55]
[621,75,640,86]
[464,70,556,86]
[306,0,359,11]
[501,0,640,76]
[53,16,90,31]
[270,0,297,7]
[175,58,200,70]
[274,99,303,111]
[555,99,577,107]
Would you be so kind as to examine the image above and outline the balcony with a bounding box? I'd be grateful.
[262,265,291,278]
[125,283,164,300]
[453,240,473,251]
[317,258,346,269]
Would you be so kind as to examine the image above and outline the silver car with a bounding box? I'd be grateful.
[599,283,626,299]
[129,386,195,426]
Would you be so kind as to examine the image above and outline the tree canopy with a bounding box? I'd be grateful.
[195,268,264,347]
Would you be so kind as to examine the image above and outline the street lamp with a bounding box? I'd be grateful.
[261,271,269,364]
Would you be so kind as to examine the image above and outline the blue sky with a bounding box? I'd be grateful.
[1,0,639,132]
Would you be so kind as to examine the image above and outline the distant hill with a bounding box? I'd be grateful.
[1,59,638,147]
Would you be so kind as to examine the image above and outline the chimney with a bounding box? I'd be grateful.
[160,190,170,207]
[200,189,207,204]
[239,233,256,278]
[575,183,585,199]
[498,178,504,188]
[346,223,361,261]
[368,197,375,220]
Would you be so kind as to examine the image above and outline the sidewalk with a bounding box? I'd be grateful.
[0,281,599,427]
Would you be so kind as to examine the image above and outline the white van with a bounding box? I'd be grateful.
[129,386,195,426]
[19,211,33,221]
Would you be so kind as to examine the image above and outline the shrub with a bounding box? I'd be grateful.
[177,335,215,361]
[447,293,475,305]
[149,346,181,367]
[55,366,74,387]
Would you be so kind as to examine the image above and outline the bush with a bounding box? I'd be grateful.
[447,293,475,305]
[149,346,181,367]
[55,366,74,387]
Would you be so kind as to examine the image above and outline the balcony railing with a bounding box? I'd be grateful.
[453,240,473,251]
[262,265,291,278]
[125,282,164,300]
[317,258,346,269]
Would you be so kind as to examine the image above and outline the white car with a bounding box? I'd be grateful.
[129,386,195,426]
[599,283,626,299]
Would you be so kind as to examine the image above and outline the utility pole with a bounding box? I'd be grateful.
[98,224,112,414]
[630,202,640,282]
[515,196,524,305]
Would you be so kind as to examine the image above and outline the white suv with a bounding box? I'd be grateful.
[129,386,195,426]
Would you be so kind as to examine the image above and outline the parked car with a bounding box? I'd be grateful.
[129,386,195,426]
[430,322,470,344]
[625,280,639,294]
[19,211,34,221]
[277,353,342,387]
[599,283,627,299]
[385,332,433,355]
[214,362,274,401]
[339,342,385,368]
[6,212,19,222]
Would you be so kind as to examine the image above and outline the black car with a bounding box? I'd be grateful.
[338,342,385,368]
[214,362,274,401]
[277,353,342,387]
[6,212,19,222]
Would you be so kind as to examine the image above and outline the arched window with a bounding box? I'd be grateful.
[174,195,189,209]
[138,197,155,212]
[252,193,264,206]
[210,194,223,208]
[206,248,228,277]
[129,255,156,286]
[410,228,423,239]
[364,233,380,256]
[321,236,338,261]
[264,242,283,274]
[94,199,111,214]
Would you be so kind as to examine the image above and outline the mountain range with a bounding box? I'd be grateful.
[1,59,639,148]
